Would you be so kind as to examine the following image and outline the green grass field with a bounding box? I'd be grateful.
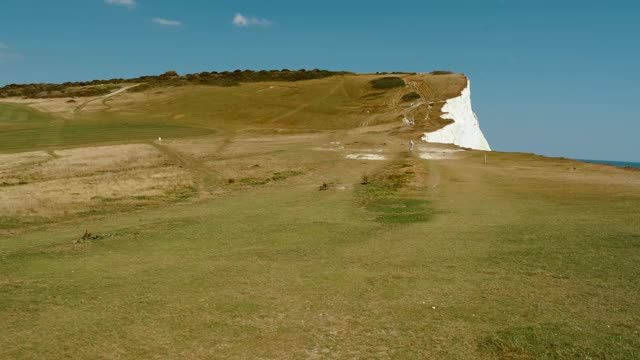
[1,74,639,359]
[0,103,214,152]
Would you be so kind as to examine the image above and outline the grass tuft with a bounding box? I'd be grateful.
[271,170,304,182]
[239,171,304,186]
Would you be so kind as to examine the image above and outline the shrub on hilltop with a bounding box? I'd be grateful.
[0,69,351,98]
[159,71,179,80]
[430,70,455,75]
[401,91,421,102]
[370,77,405,90]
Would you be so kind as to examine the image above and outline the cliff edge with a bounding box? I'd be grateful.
[421,80,491,151]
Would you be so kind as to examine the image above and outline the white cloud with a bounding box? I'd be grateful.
[105,0,137,9]
[153,18,182,26]
[0,42,7,49]
[232,13,272,27]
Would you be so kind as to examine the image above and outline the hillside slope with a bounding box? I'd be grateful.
[0,72,490,152]
[1,71,639,360]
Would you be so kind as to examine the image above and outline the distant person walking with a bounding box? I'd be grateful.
[409,140,414,152]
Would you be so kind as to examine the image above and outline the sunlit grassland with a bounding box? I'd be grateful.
[1,150,639,359]
[0,73,639,359]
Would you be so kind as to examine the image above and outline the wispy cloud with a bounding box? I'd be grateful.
[105,0,137,9]
[153,17,182,27]
[0,43,22,64]
[232,13,272,28]
[0,53,18,63]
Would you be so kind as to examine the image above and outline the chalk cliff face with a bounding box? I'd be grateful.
[422,80,491,151]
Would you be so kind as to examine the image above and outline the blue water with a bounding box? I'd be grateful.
[578,159,640,169]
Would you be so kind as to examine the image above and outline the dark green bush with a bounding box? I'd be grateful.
[370,77,405,90]
[430,70,454,75]
[0,69,350,98]
[401,92,421,102]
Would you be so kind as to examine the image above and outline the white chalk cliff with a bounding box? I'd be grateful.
[422,80,491,151]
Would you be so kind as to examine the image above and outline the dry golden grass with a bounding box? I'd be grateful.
[0,144,193,218]
[407,73,468,100]
[0,129,393,221]
[0,151,51,174]
[43,144,166,175]
[0,167,192,216]
[0,96,81,119]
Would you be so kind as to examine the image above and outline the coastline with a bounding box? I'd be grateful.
[577,159,640,169]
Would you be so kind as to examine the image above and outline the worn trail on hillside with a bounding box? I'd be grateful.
[150,142,221,196]
[264,78,344,125]
[73,85,140,114]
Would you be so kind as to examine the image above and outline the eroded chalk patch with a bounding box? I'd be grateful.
[346,154,387,161]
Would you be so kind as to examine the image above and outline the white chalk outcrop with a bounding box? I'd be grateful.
[422,80,491,151]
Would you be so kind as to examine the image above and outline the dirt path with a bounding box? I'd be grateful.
[409,79,438,101]
[74,85,140,115]
[150,142,221,196]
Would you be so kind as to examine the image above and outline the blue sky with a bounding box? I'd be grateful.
[1,0,639,161]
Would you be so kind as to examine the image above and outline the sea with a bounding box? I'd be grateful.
[578,159,640,169]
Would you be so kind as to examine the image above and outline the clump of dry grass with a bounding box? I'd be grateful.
[26,144,167,180]
[361,174,369,185]
[0,151,51,173]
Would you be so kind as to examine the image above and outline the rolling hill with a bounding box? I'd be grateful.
[0,71,638,359]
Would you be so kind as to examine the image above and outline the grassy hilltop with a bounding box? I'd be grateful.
[0,70,462,152]
[0,71,639,359]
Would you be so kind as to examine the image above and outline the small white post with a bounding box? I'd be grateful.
[484,154,487,164]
